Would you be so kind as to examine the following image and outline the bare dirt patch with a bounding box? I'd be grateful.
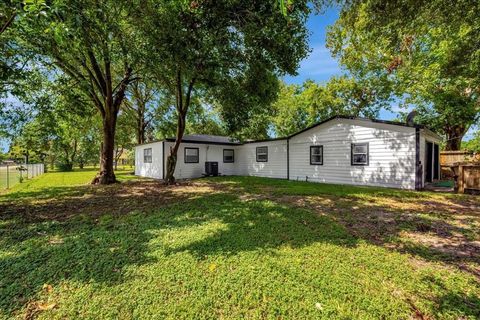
[0,180,219,223]
[271,192,480,279]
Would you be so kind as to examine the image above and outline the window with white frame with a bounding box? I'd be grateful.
[310,146,323,165]
[351,143,369,165]
[184,147,199,163]
[223,149,234,163]
[256,146,268,162]
[144,148,152,163]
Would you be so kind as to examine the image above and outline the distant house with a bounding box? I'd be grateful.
[114,149,132,166]
[1,160,16,165]
[134,116,442,190]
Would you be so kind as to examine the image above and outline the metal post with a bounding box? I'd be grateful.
[6,165,9,189]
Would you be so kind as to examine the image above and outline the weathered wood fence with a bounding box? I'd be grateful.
[457,164,480,194]
[440,151,477,165]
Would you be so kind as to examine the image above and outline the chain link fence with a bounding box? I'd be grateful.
[0,163,45,190]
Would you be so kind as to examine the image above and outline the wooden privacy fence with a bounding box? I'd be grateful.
[458,164,480,194]
[444,163,480,194]
[440,150,479,165]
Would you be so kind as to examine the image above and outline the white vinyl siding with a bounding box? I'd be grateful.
[236,140,287,179]
[289,118,417,189]
[135,118,441,190]
[163,142,240,179]
[135,143,163,179]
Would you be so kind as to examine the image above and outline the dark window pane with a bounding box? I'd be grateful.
[185,148,199,163]
[310,146,323,165]
[353,154,367,164]
[353,145,367,154]
[224,150,234,163]
[144,148,152,163]
[256,146,268,162]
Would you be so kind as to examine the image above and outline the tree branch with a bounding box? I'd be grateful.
[0,10,16,35]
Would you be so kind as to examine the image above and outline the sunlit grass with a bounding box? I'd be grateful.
[0,172,479,319]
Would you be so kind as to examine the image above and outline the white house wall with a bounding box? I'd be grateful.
[134,119,439,190]
[235,140,288,179]
[289,118,417,189]
[135,142,163,179]
[163,142,240,179]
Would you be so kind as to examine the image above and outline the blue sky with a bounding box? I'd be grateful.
[283,7,401,121]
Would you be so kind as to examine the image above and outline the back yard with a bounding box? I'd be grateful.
[1,169,479,319]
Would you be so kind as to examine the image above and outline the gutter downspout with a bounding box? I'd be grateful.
[287,138,290,180]
[415,128,422,190]
[162,141,165,180]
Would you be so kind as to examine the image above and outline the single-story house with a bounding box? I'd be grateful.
[134,116,442,190]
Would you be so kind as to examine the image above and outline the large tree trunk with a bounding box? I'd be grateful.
[92,111,117,184]
[164,73,195,185]
[90,62,131,185]
[165,110,187,184]
[444,125,467,151]
[136,111,146,145]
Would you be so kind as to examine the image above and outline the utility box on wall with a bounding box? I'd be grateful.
[205,162,219,176]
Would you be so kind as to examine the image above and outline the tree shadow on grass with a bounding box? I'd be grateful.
[0,180,203,316]
[0,182,357,317]
[162,194,357,258]
[419,274,480,317]
[0,213,156,317]
[1,177,479,318]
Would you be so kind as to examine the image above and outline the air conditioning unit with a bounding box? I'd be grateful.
[205,161,219,176]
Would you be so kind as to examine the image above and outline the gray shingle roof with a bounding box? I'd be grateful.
[165,134,240,145]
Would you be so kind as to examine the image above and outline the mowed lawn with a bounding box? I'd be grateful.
[1,169,479,319]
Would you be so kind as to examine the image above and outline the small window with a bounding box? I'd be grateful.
[351,143,369,165]
[310,146,323,165]
[223,149,234,163]
[184,147,199,163]
[256,146,268,162]
[144,148,152,163]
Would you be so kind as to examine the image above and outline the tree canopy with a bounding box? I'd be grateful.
[134,0,311,183]
[268,76,392,137]
[327,0,480,150]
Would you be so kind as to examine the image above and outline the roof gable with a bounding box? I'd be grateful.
[136,116,439,147]
[287,115,424,139]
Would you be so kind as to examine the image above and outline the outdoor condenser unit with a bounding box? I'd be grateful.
[205,161,219,176]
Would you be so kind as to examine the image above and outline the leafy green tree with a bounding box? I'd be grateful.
[114,112,135,170]
[1,1,48,117]
[327,0,480,150]
[136,0,311,183]
[462,131,480,153]
[270,77,392,136]
[7,144,26,162]
[123,79,159,145]
[10,74,100,170]
[16,0,140,183]
[269,81,308,137]
[1,1,47,35]
[151,97,227,140]
[76,133,100,169]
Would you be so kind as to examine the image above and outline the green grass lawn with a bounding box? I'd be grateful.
[1,169,479,319]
